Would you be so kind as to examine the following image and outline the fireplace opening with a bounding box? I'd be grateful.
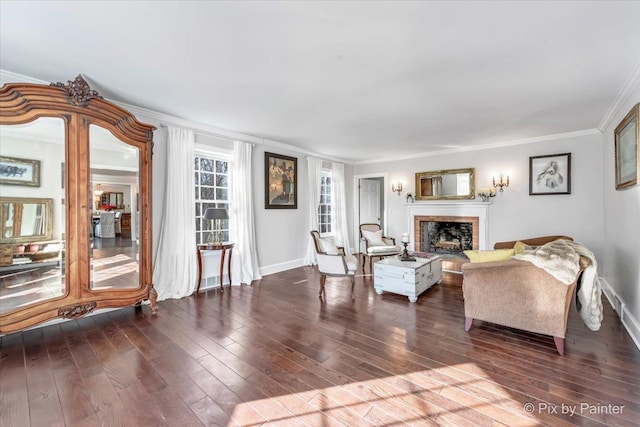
[414,215,479,261]
[421,221,473,256]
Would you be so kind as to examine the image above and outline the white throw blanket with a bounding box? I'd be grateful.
[513,239,603,331]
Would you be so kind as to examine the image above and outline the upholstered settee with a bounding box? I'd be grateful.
[461,236,590,355]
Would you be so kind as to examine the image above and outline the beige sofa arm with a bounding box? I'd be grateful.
[462,259,577,339]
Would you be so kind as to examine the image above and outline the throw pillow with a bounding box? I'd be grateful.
[463,248,515,263]
[514,241,526,255]
[362,229,386,247]
[319,237,339,255]
[514,240,537,254]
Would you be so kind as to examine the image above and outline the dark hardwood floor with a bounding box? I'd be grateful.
[1,257,639,426]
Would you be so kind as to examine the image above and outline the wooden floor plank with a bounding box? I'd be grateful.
[1,265,638,426]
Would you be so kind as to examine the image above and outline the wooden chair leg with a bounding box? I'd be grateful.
[554,337,565,355]
[464,317,473,331]
[319,275,326,297]
[350,276,355,300]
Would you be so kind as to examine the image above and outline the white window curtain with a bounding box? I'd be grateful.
[304,157,324,265]
[331,162,351,255]
[153,126,198,300]
[230,141,261,284]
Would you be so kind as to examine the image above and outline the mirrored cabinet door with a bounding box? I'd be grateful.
[89,124,140,290]
[0,75,155,333]
[0,118,67,315]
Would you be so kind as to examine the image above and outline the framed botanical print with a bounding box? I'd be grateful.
[614,103,639,190]
[529,153,571,195]
[265,152,297,209]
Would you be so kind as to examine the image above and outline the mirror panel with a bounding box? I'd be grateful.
[0,117,66,314]
[89,124,140,290]
[415,168,476,200]
[0,197,53,243]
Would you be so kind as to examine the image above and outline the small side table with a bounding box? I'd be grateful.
[196,242,234,295]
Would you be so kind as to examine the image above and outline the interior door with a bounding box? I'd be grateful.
[359,178,381,225]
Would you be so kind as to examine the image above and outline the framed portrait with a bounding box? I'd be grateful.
[0,156,41,187]
[529,153,571,195]
[265,152,297,209]
[614,103,639,190]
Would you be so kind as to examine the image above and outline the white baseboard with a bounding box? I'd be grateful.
[600,278,640,351]
[260,258,305,276]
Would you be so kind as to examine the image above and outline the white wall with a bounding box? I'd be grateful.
[146,125,345,275]
[601,85,640,337]
[252,144,308,271]
[354,132,605,262]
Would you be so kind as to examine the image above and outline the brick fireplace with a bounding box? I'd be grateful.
[414,215,479,254]
[406,202,490,272]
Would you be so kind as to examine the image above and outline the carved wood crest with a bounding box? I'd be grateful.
[51,75,103,107]
[58,302,97,319]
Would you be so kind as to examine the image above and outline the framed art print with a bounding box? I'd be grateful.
[0,155,41,187]
[614,103,639,190]
[265,152,297,209]
[529,153,571,195]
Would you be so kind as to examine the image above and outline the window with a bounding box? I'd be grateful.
[195,155,229,244]
[318,171,332,234]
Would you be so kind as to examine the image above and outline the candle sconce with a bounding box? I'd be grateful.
[493,174,510,192]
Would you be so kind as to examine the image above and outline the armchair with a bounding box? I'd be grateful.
[310,231,358,299]
[359,223,401,273]
[462,236,589,355]
[95,212,116,238]
[114,211,122,235]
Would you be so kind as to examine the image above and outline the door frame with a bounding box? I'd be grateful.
[353,172,389,254]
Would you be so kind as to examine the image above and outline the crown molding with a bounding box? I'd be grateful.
[598,58,640,131]
[0,69,48,84]
[1,70,352,165]
[354,128,602,165]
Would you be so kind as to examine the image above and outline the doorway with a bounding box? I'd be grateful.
[353,173,388,254]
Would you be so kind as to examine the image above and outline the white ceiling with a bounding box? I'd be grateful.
[1,1,640,163]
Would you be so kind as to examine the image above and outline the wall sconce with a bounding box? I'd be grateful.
[391,182,403,196]
[493,174,510,192]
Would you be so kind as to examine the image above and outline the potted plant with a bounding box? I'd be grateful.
[477,187,496,202]
[100,204,117,211]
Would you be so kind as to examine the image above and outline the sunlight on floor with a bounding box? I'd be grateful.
[1,253,139,312]
[228,364,540,426]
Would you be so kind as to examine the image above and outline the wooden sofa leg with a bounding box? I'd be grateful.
[464,317,473,331]
[554,337,565,356]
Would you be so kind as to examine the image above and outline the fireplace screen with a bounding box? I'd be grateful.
[420,221,473,255]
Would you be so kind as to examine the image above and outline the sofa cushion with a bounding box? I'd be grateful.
[367,245,401,254]
[463,248,515,263]
[362,229,386,246]
[345,254,358,272]
[318,237,339,255]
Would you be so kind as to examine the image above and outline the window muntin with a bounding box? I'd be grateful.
[195,156,229,244]
[318,171,332,235]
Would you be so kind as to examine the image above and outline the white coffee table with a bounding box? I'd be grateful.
[373,255,442,302]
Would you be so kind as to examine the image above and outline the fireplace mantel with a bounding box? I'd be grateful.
[406,201,490,251]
